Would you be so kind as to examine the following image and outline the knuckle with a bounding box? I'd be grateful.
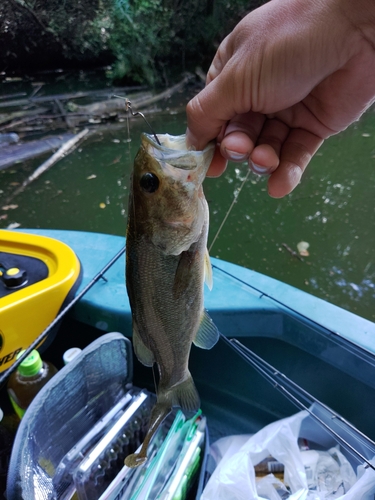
[282,141,312,171]
[186,95,205,121]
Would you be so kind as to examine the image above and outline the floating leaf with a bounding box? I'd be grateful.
[6,222,21,229]
[2,204,18,211]
[297,241,310,256]
[99,202,106,209]
[108,155,122,166]
[87,174,97,180]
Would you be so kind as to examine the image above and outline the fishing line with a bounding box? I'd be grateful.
[209,168,251,253]
[219,333,375,471]
[0,245,126,388]
[126,106,131,147]
[125,94,133,222]
[151,360,158,398]
[121,96,159,396]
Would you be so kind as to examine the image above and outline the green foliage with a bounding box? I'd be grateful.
[107,0,173,85]
[106,0,261,85]
[0,0,114,69]
[1,0,264,83]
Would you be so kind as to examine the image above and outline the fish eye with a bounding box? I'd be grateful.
[140,172,159,193]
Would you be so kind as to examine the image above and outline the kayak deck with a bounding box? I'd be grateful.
[2,229,375,498]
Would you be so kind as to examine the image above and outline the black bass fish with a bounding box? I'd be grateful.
[125,133,219,467]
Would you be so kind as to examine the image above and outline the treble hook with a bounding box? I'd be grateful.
[113,95,161,146]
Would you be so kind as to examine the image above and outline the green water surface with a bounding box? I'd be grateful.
[1,95,374,322]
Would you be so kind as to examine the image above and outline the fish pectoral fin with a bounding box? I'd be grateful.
[132,324,155,367]
[204,247,213,290]
[193,310,219,349]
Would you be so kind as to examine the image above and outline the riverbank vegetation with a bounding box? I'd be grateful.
[1,0,264,85]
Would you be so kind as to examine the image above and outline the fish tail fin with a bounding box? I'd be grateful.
[170,372,200,413]
[124,375,200,468]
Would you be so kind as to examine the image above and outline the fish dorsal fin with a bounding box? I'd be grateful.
[132,323,155,367]
[204,248,213,291]
[193,310,219,349]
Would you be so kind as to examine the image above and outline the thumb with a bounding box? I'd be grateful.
[186,66,241,151]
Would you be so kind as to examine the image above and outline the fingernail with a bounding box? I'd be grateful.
[249,161,274,175]
[223,148,249,162]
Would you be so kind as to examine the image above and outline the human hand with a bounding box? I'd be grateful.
[186,0,375,197]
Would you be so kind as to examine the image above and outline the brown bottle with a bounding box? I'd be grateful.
[7,350,58,419]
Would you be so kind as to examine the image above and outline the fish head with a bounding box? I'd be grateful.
[130,133,215,255]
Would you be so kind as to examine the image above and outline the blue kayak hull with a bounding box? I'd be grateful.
[2,227,375,500]
[16,229,375,442]
[21,229,375,349]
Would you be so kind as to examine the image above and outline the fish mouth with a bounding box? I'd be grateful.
[141,133,215,171]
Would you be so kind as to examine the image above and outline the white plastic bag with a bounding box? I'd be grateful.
[201,410,375,500]
[336,461,375,500]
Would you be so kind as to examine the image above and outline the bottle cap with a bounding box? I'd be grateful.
[17,350,43,377]
[63,347,82,365]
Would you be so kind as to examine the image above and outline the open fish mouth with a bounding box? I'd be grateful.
[141,133,215,171]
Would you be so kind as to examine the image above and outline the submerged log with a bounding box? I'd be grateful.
[0,86,146,109]
[6,128,90,202]
[129,74,194,109]
[68,75,193,119]
[67,75,192,118]
[0,76,193,135]
[0,133,75,170]
[0,92,27,101]
[0,107,48,126]
[67,97,129,116]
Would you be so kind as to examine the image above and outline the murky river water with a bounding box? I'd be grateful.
[1,83,374,321]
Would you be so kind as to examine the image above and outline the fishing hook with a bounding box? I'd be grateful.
[113,95,161,146]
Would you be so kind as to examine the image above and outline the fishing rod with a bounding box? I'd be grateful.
[230,337,375,448]
[212,262,375,367]
[0,245,126,387]
[220,332,375,471]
